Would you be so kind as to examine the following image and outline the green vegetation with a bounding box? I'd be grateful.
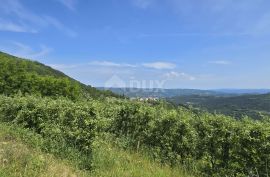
[0,95,96,170]
[102,99,270,176]
[0,52,120,99]
[0,123,84,177]
[91,134,193,177]
[168,94,270,120]
[0,122,191,177]
[0,52,269,177]
[0,95,269,176]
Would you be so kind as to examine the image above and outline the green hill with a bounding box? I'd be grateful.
[168,93,270,119]
[0,51,119,99]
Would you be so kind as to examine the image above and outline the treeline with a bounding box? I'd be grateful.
[0,52,120,99]
[0,95,269,176]
[168,94,270,120]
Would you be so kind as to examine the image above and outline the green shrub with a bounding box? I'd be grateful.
[0,95,269,176]
[98,99,270,176]
[0,95,96,170]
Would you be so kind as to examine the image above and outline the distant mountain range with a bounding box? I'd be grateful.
[98,87,270,98]
[213,89,270,95]
[99,87,270,120]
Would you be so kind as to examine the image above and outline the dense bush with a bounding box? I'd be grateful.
[0,95,96,169]
[0,95,269,176]
[100,99,270,177]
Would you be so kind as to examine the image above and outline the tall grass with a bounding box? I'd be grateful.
[0,123,192,177]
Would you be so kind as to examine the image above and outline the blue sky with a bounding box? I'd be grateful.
[0,0,270,89]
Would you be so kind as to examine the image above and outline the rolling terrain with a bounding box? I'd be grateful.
[168,93,270,120]
[102,87,270,120]
[100,87,270,98]
[0,52,269,177]
[0,52,193,177]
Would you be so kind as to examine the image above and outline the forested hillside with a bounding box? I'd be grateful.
[168,94,270,120]
[0,52,119,99]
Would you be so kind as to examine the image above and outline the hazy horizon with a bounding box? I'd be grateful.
[99,86,270,90]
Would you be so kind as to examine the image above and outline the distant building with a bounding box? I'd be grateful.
[131,97,159,102]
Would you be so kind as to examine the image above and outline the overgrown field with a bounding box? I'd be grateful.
[0,95,269,176]
[0,123,190,177]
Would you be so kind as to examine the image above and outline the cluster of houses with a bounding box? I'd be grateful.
[130,97,159,102]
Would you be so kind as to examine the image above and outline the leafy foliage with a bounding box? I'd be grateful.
[1,94,269,176]
[0,95,97,170]
[98,99,270,177]
[0,52,120,99]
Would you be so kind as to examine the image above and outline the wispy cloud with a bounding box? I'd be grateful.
[0,0,77,36]
[50,61,177,70]
[48,64,80,70]
[133,0,270,37]
[143,62,176,69]
[89,61,137,68]
[209,60,231,65]
[164,71,196,81]
[55,0,77,11]
[45,60,202,88]
[1,41,53,59]
[0,19,37,33]
[138,32,249,38]
[90,61,178,70]
[43,16,77,37]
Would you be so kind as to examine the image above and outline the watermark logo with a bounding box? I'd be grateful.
[104,75,126,88]
[104,75,166,93]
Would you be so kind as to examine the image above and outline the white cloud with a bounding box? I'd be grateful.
[56,0,77,11]
[0,19,37,33]
[138,32,249,38]
[0,0,47,27]
[1,41,53,59]
[48,64,80,70]
[89,61,137,68]
[51,61,177,70]
[44,61,198,87]
[0,0,77,36]
[164,71,196,81]
[209,60,231,65]
[143,62,176,69]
